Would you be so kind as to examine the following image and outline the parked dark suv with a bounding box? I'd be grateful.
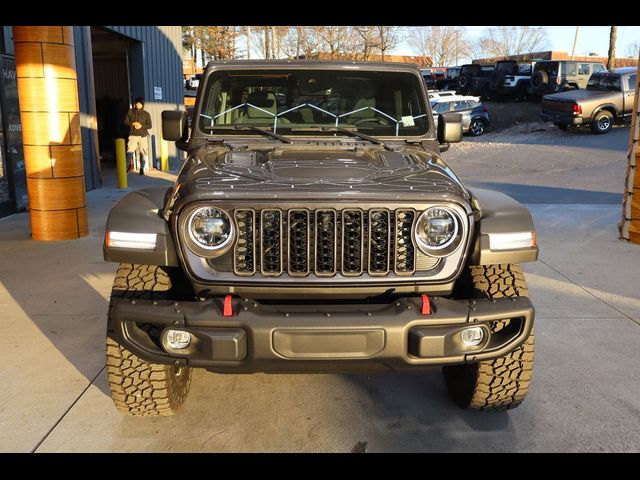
[457,64,495,98]
[103,60,538,416]
[489,60,536,100]
[529,60,606,96]
[435,66,461,91]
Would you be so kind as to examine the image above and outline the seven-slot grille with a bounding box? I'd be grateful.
[232,208,424,277]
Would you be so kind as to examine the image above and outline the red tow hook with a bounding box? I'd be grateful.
[421,294,431,315]
[223,294,233,317]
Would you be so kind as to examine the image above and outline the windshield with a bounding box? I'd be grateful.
[587,73,621,91]
[198,69,430,137]
[445,68,460,79]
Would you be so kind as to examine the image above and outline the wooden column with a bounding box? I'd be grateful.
[620,51,640,244]
[13,26,88,240]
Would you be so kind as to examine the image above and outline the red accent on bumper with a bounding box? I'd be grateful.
[223,295,233,317]
[421,294,431,315]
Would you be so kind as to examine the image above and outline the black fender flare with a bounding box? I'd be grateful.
[103,187,179,266]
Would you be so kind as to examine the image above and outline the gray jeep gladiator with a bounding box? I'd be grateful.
[103,60,538,416]
[540,67,637,134]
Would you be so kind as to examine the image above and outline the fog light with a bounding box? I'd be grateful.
[461,327,484,347]
[166,330,191,349]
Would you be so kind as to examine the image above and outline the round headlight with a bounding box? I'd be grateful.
[415,207,460,254]
[187,207,233,251]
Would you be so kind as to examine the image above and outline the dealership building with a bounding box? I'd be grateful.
[0,26,183,239]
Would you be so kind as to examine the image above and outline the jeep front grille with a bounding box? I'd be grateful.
[231,207,436,277]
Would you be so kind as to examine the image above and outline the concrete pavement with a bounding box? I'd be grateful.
[1,164,639,452]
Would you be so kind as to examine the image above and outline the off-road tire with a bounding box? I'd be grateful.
[590,110,613,134]
[443,264,534,411]
[106,264,193,416]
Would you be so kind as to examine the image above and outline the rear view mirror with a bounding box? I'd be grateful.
[437,113,463,145]
[162,110,186,141]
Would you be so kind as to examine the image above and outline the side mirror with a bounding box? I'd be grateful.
[437,113,463,145]
[162,110,186,141]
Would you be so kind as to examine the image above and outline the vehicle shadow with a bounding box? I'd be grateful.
[468,182,623,205]
[340,370,513,451]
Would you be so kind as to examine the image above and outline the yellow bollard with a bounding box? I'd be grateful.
[115,138,128,189]
[160,139,169,172]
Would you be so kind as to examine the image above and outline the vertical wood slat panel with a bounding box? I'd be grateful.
[14,25,87,240]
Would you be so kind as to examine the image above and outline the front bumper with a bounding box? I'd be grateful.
[540,112,583,125]
[108,295,534,373]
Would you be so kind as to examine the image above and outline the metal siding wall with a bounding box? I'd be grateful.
[104,26,183,169]
[73,26,102,191]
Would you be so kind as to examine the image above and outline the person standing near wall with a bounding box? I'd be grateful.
[124,97,152,175]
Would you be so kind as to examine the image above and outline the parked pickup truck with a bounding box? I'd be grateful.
[540,67,637,134]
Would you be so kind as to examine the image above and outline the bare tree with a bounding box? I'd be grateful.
[607,26,617,70]
[352,26,380,60]
[414,26,470,66]
[473,26,549,60]
[626,40,640,58]
[375,26,401,61]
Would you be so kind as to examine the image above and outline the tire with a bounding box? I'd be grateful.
[590,110,613,134]
[443,264,534,411]
[106,264,193,416]
[530,70,547,92]
[468,118,487,136]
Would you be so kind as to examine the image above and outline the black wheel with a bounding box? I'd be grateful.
[468,118,487,136]
[106,264,194,416]
[590,110,613,134]
[443,264,535,411]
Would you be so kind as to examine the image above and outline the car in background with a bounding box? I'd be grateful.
[529,60,606,96]
[430,95,490,136]
[435,66,461,91]
[427,90,459,100]
[489,60,536,100]
[421,67,447,89]
[540,67,637,134]
[457,64,496,98]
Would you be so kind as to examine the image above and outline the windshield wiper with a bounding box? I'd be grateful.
[203,124,293,144]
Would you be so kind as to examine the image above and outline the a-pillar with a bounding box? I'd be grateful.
[13,26,88,240]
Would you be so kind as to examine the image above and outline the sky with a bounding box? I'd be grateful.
[393,26,640,63]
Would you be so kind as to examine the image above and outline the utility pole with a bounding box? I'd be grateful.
[607,26,617,70]
[246,26,251,59]
[570,26,579,60]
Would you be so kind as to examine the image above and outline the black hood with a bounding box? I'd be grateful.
[173,144,469,206]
